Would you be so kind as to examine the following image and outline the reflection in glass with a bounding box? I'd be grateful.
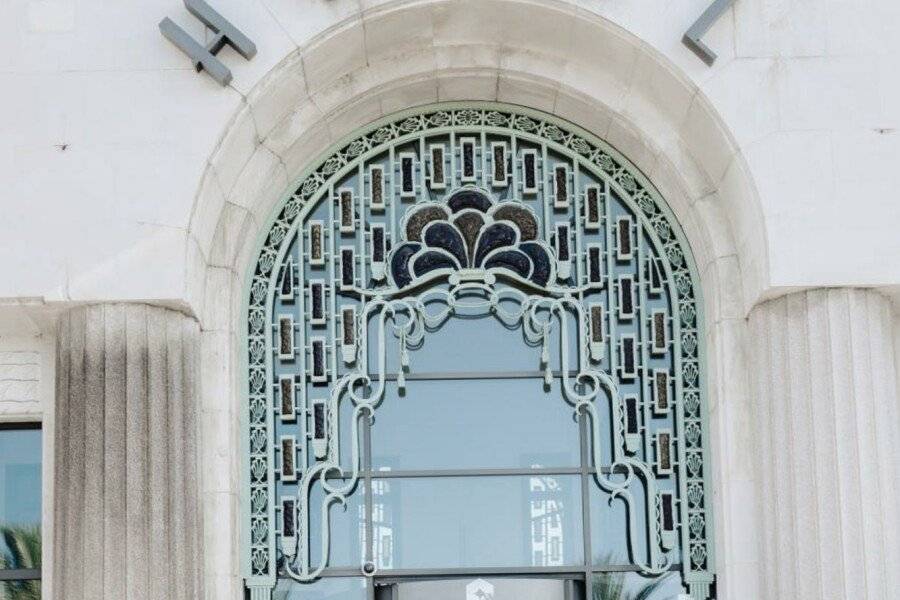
[396,577,567,600]
[590,475,682,569]
[591,571,682,600]
[590,476,642,566]
[528,475,566,567]
[371,476,582,569]
[372,479,393,571]
[371,378,580,470]
[0,426,42,599]
[274,576,366,600]
[368,311,580,377]
[308,480,365,568]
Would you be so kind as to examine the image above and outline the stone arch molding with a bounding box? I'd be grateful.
[187,2,763,599]
[188,0,765,316]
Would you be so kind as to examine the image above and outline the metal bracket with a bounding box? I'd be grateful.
[682,0,736,66]
[159,0,256,86]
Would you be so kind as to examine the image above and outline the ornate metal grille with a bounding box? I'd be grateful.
[244,104,714,599]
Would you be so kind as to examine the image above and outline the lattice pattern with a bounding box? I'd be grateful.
[244,104,714,599]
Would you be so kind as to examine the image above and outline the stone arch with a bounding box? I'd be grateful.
[187,2,764,598]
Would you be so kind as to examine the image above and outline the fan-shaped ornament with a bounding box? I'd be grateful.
[389,189,555,289]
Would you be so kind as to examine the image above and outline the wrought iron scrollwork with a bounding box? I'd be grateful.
[244,104,714,600]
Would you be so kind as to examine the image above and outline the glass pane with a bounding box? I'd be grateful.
[368,308,580,377]
[371,378,581,470]
[309,479,366,568]
[274,576,367,600]
[371,475,583,570]
[590,476,634,566]
[590,571,683,600]
[0,426,41,571]
[397,577,567,600]
[590,474,681,568]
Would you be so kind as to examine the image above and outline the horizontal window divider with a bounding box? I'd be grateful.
[363,370,582,382]
[376,572,584,584]
[0,568,41,581]
[592,562,683,574]
[0,422,41,430]
[321,466,613,479]
[320,565,587,578]
[315,563,683,579]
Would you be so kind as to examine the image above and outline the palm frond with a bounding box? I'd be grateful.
[0,524,42,600]
[627,573,673,600]
[592,571,625,600]
[592,553,677,600]
[1,525,40,570]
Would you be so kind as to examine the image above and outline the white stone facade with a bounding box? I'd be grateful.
[1,0,899,599]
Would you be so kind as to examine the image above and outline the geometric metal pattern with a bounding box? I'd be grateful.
[243,103,715,599]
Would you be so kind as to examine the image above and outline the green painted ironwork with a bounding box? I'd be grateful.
[241,103,715,599]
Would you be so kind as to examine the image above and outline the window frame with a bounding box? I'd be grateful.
[243,103,715,600]
[0,421,43,587]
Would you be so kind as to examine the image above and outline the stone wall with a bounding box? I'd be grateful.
[0,348,40,417]
[1,1,900,599]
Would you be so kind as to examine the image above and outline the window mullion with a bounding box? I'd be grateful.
[578,412,593,600]
[363,413,374,574]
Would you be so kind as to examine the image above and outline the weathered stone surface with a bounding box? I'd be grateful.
[53,304,203,600]
[749,289,900,600]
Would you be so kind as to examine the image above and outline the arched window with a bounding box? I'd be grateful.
[244,105,714,600]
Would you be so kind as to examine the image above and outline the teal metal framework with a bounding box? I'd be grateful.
[242,103,715,599]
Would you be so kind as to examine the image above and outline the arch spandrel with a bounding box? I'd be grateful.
[242,104,715,599]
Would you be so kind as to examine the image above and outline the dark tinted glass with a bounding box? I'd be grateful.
[0,424,42,598]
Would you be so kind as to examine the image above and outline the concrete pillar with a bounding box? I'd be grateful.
[52,304,203,600]
[748,289,900,599]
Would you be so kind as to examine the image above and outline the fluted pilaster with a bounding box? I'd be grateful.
[749,289,900,599]
[53,304,203,600]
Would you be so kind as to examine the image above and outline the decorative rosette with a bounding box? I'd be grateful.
[389,189,555,289]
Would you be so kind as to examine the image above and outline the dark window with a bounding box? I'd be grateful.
[279,317,294,358]
[617,218,632,259]
[370,166,385,210]
[523,152,537,191]
[341,248,355,289]
[401,156,414,194]
[309,222,324,264]
[661,493,675,532]
[555,224,570,261]
[0,423,42,595]
[618,277,634,318]
[587,246,602,284]
[280,377,294,419]
[282,499,296,538]
[430,146,445,187]
[371,226,385,263]
[625,397,639,435]
[310,282,325,323]
[554,166,568,207]
[461,140,475,179]
[342,308,356,346]
[340,190,354,231]
[311,338,326,383]
[492,144,506,184]
[589,305,603,343]
[281,437,296,481]
[585,186,601,229]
